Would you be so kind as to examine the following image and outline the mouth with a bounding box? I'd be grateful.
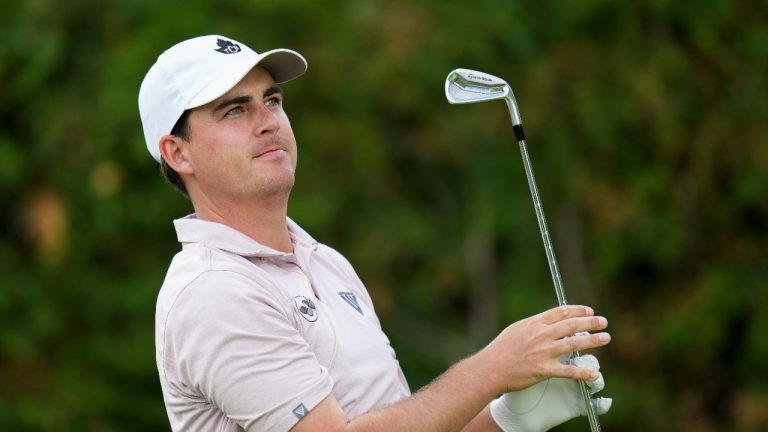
[254,148,286,159]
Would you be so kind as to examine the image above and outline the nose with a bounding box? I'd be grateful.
[254,104,280,137]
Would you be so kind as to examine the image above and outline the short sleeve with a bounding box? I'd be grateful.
[162,270,333,432]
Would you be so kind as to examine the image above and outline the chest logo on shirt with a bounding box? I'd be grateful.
[292,296,318,322]
[338,292,364,315]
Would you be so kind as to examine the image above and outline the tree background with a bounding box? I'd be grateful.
[1,0,766,430]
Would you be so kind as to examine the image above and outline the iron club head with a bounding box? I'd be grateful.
[444,68,523,127]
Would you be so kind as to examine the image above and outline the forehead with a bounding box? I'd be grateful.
[233,65,276,90]
[203,66,276,108]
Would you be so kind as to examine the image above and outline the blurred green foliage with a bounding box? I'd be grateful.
[1,0,767,430]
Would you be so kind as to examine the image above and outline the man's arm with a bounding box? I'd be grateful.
[290,305,610,432]
[463,406,501,432]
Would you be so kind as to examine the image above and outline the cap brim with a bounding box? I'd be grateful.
[259,49,307,84]
[186,49,307,110]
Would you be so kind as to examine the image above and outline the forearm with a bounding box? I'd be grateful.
[462,405,502,432]
[347,355,500,432]
[291,305,609,432]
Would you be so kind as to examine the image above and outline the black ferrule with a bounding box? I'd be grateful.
[513,124,525,141]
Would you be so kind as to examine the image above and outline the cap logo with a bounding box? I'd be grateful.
[214,38,241,54]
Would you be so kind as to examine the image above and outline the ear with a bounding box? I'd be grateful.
[158,135,194,175]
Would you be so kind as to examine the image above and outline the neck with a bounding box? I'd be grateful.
[190,191,294,253]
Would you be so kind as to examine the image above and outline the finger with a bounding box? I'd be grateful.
[538,305,594,325]
[573,354,600,371]
[551,316,608,340]
[593,397,612,415]
[587,372,604,393]
[560,352,600,368]
[572,354,605,392]
[557,332,611,356]
[549,363,601,382]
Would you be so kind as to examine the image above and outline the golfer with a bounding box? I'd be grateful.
[139,35,612,432]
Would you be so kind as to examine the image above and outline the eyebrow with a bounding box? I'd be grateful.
[212,95,252,114]
[211,86,284,113]
[264,86,284,98]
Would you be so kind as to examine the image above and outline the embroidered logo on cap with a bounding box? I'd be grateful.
[214,38,241,54]
[293,296,318,322]
[338,292,363,315]
[292,403,309,419]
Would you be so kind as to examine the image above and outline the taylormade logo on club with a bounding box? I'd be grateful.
[467,73,493,82]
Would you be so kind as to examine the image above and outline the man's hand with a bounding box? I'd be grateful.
[489,354,612,432]
[478,305,610,394]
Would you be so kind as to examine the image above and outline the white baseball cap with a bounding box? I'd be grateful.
[138,35,307,162]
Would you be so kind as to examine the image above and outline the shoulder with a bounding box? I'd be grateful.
[311,243,380,314]
[169,269,288,318]
[156,247,295,335]
[314,243,358,276]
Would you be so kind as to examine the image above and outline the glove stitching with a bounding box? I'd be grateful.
[508,379,551,415]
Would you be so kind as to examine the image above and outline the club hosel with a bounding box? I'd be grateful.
[503,97,524,139]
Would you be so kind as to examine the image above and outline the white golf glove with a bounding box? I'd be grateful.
[490,354,612,432]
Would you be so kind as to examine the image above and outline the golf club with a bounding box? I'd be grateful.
[445,68,602,432]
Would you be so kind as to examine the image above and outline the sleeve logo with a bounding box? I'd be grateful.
[292,403,309,419]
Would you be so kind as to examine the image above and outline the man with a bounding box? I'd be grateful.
[138,35,612,432]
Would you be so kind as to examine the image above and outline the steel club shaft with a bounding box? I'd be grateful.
[509,95,601,432]
[445,68,602,431]
[517,135,602,432]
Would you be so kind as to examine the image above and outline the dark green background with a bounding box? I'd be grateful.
[1,0,766,430]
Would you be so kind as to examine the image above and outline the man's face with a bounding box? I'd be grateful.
[182,66,298,203]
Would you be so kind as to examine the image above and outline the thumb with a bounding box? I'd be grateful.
[591,397,612,415]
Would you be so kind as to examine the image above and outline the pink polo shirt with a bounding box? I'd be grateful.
[155,215,411,432]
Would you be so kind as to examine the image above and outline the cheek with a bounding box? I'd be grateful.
[278,116,297,147]
[189,131,245,173]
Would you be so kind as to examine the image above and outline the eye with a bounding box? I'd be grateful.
[225,106,245,117]
[265,95,283,107]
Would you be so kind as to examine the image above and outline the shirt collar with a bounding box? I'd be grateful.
[173,214,318,258]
